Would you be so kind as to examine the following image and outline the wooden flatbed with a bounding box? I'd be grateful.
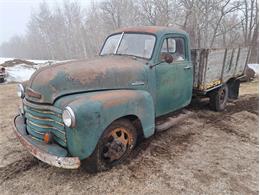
[191,47,251,94]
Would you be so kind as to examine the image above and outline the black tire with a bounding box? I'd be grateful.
[209,84,229,111]
[82,119,137,173]
[0,77,4,83]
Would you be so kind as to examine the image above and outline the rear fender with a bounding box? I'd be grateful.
[227,79,240,99]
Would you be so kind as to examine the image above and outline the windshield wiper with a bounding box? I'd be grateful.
[116,53,146,60]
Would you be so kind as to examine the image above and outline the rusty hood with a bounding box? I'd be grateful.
[26,56,147,104]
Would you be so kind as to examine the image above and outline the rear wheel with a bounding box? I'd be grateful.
[209,84,228,111]
[82,119,137,173]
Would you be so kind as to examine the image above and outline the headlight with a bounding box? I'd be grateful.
[17,84,25,98]
[62,106,76,127]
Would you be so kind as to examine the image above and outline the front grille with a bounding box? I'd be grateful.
[23,100,67,147]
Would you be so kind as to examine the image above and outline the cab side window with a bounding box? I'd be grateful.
[160,37,185,62]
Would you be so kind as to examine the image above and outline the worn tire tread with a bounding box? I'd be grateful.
[82,119,137,173]
[209,84,229,111]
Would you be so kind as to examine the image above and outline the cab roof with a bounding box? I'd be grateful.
[114,26,187,36]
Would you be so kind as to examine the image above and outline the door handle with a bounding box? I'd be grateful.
[131,81,145,86]
[184,66,192,70]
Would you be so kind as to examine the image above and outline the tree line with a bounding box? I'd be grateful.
[0,0,258,62]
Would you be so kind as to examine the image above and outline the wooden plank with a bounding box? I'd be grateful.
[192,47,250,92]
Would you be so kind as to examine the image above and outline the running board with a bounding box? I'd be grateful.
[155,110,193,132]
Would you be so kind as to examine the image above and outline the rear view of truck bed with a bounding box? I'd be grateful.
[192,47,251,93]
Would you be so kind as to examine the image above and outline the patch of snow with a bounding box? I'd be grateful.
[0,58,74,83]
[0,57,62,65]
[0,57,14,64]
[28,59,50,64]
[3,59,73,83]
[248,64,259,75]
[6,64,36,83]
[27,59,57,64]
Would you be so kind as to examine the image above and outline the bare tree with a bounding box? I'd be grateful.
[239,0,258,62]
[0,0,258,63]
[137,0,175,26]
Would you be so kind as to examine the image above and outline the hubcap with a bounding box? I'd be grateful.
[103,128,133,162]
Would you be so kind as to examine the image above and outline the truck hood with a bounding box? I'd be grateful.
[26,56,147,104]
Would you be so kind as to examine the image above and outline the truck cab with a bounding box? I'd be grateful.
[101,26,193,116]
[14,26,235,172]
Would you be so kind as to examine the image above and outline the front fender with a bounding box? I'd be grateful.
[55,90,155,160]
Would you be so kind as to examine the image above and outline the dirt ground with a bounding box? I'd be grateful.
[0,80,258,195]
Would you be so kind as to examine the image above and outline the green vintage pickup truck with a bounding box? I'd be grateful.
[14,26,250,172]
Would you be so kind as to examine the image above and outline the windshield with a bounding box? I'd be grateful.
[100,33,156,59]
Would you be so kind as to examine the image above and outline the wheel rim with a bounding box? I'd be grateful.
[102,127,134,162]
[219,88,226,103]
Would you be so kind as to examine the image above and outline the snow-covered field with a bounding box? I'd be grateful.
[0,58,15,64]
[0,58,70,83]
[6,64,36,83]
[248,64,259,75]
[0,58,50,65]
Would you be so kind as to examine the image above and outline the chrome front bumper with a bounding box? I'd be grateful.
[13,114,80,169]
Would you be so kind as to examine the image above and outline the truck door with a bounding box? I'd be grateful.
[155,35,193,116]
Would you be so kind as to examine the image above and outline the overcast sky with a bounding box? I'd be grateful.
[0,0,93,45]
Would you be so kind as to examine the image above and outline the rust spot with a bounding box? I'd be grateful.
[13,116,81,169]
[65,56,142,84]
[30,56,143,86]
[26,88,42,99]
[26,55,146,104]
[89,90,139,108]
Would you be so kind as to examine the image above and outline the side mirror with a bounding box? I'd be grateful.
[164,53,173,64]
[149,53,174,68]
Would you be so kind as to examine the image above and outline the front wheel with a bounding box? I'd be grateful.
[82,119,137,173]
[209,84,229,111]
